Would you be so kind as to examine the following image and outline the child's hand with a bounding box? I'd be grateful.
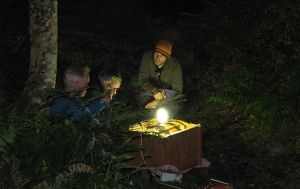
[100,94,112,103]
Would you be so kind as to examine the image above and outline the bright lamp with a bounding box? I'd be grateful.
[156,108,169,126]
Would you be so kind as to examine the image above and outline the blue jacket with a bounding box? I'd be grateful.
[50,96,109,122]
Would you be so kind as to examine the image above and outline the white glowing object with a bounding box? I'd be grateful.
[156,108,169,125]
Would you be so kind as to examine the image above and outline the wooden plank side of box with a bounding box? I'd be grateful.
[130,126,202,171]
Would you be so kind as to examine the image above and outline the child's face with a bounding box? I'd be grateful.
[104,80,121,96]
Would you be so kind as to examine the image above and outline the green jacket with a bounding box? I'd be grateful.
[138,50,183,94]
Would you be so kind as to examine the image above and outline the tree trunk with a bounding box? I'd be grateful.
[24,0,58,104]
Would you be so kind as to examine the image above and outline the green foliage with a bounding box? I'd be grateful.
[3,0,300,188]
[191,0,300,137]
[0,101,140,189]
[184,1,300,188]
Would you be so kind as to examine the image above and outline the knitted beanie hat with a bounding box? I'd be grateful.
[154,40,172,58]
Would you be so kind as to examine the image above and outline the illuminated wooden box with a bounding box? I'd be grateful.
[129,119,202,171]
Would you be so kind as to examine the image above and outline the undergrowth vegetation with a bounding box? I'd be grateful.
[1,0,300,188]
[0,102,143,189]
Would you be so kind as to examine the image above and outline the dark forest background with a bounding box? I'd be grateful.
[0,0,300,188]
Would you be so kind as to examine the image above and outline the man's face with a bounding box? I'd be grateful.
[153,51,168,67]
[80,88,88,97]
[83,69,90,84]
[64,68,90,96]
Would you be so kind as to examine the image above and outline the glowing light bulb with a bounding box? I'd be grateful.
[156,108,169,126]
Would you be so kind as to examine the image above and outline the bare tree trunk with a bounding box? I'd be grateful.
[24,0,58,104]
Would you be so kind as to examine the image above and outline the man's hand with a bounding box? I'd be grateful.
[152,90,166,101]
[145,100,158,109]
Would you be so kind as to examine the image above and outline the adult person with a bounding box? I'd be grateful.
[137,40,185,117]
[50,64,112,124]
